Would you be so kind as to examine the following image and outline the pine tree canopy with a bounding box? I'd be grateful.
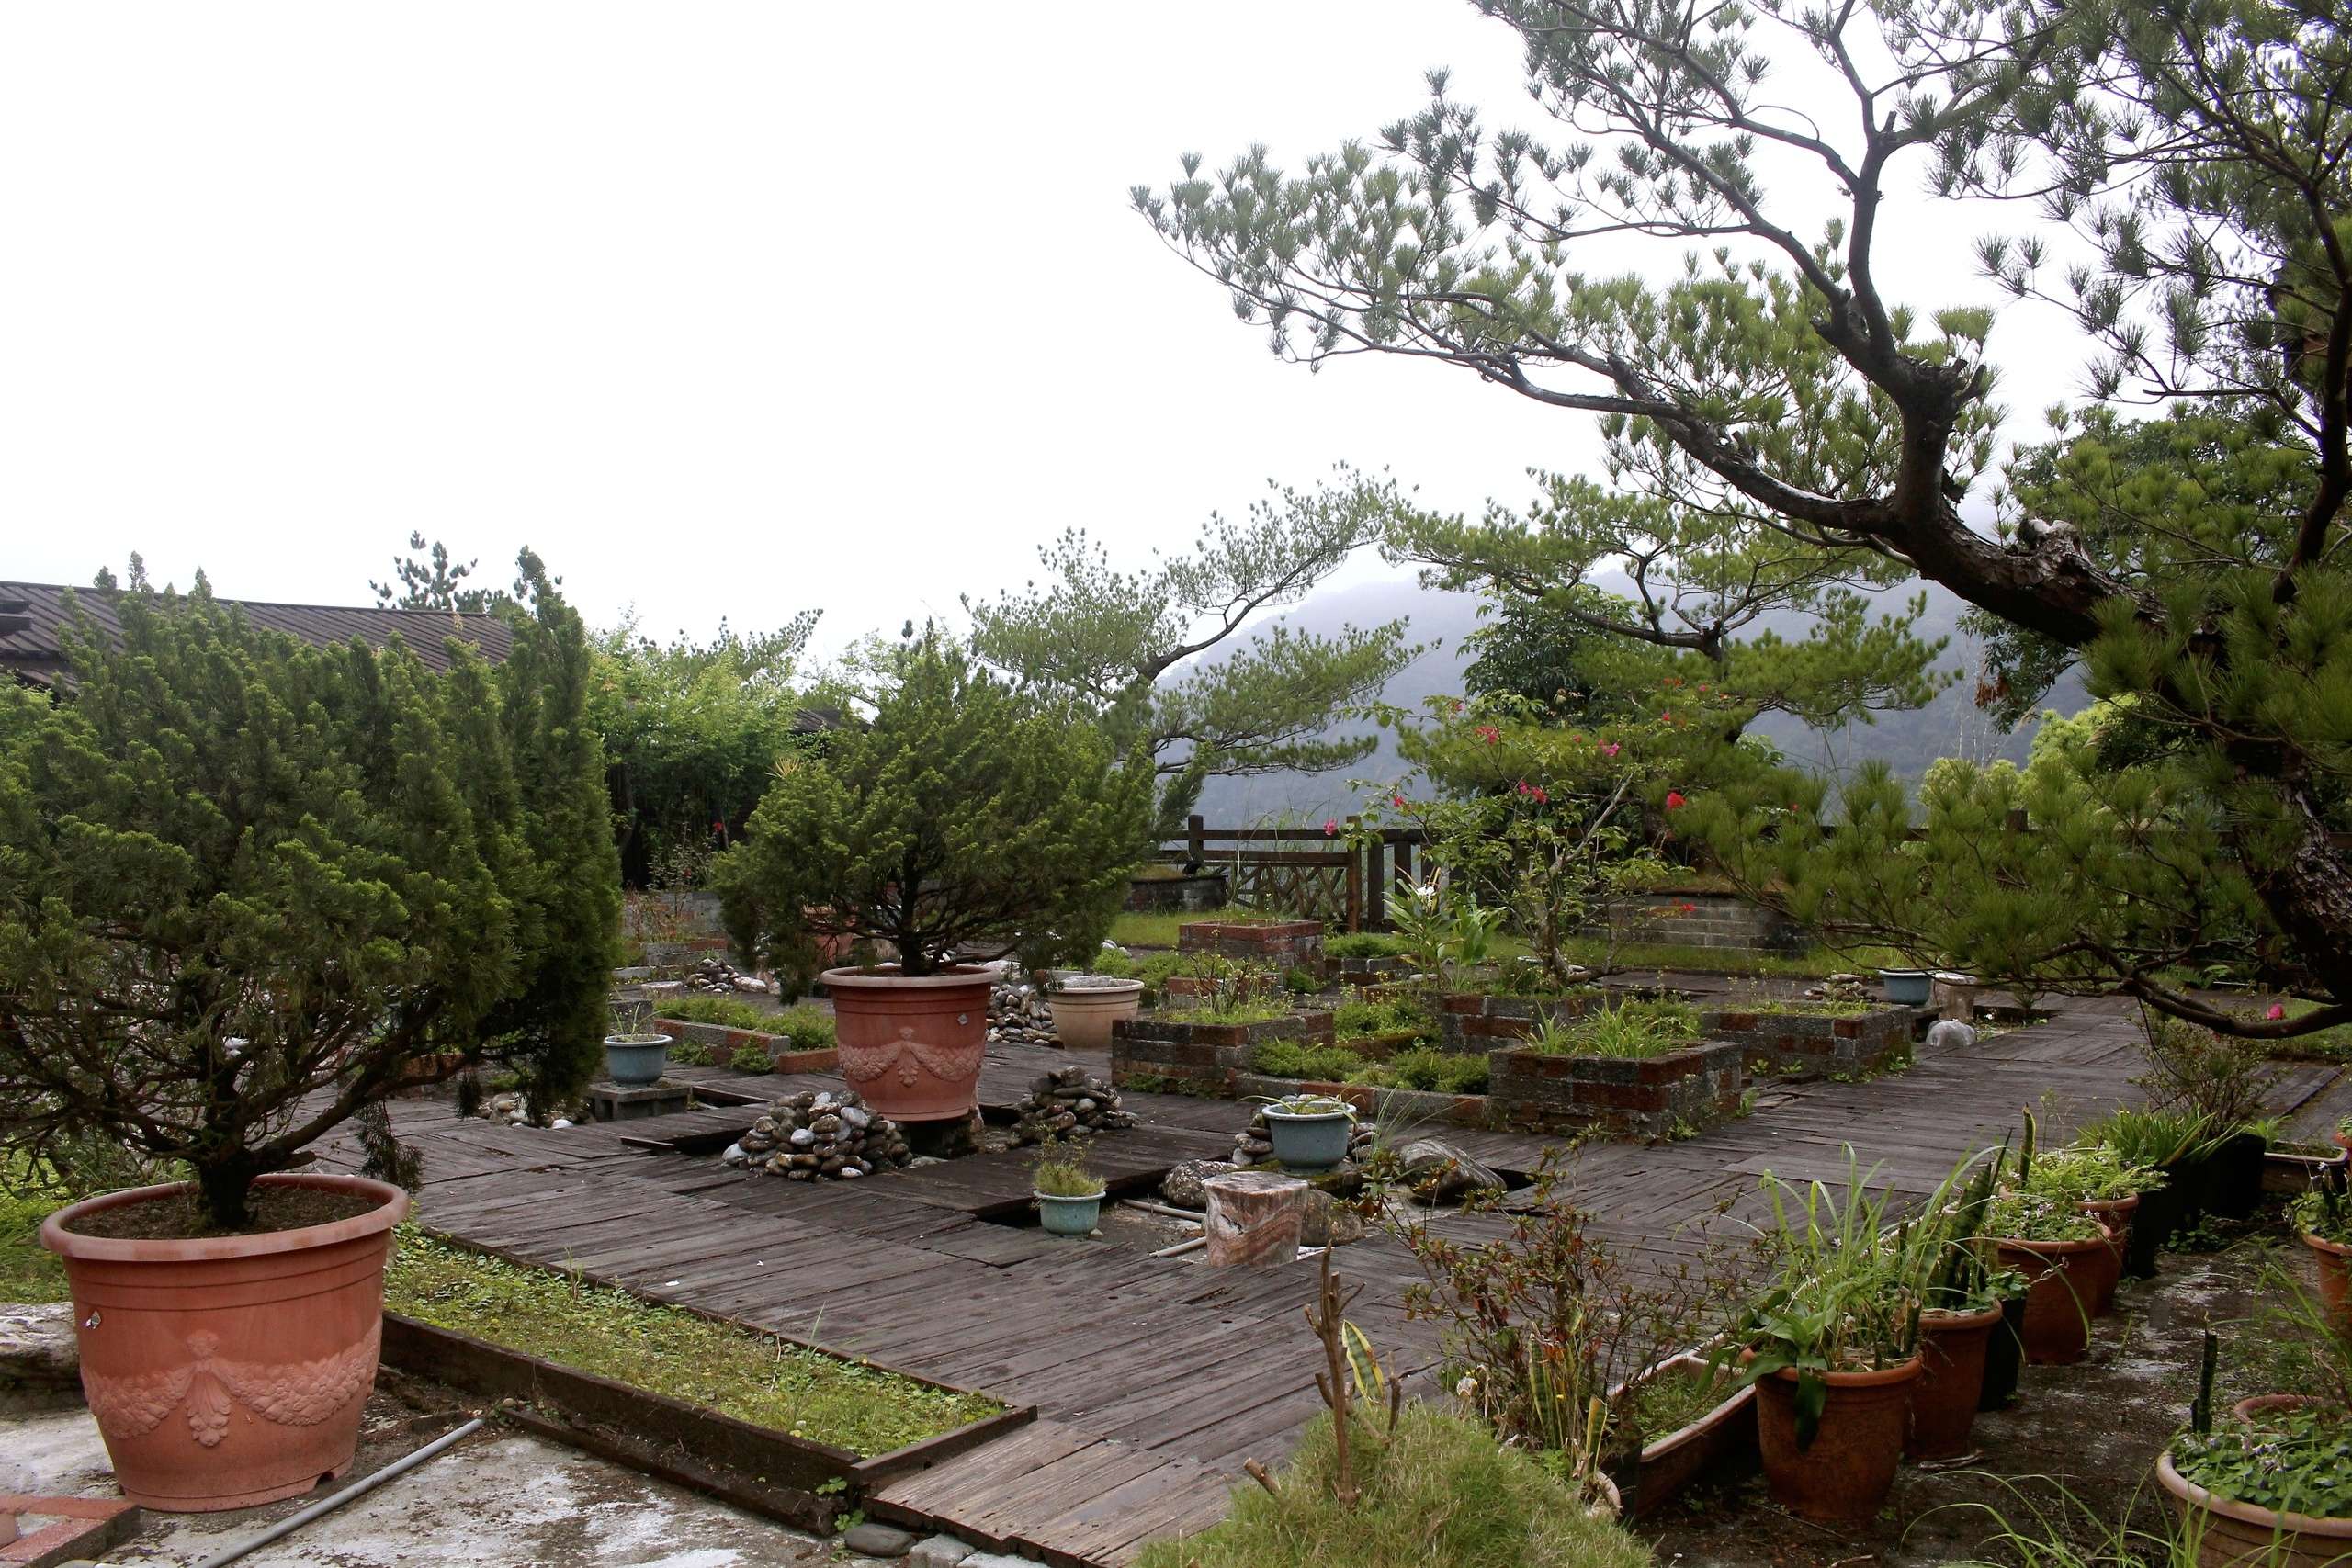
[0,561,618,1229]
[1138,0,2352,1033]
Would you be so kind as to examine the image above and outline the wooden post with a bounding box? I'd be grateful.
[1363,835,1385,932]
[1186,814,1205,872]
[1344,817,1363,934]
[1393,836,1412,909]
[2005,807,2028,834]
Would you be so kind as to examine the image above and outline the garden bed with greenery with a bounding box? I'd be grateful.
[650,997,838,1072]
[386,1228,999,1457]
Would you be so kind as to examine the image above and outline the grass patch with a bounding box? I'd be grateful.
[655,995,776,1031]
[1350,1046,1489,1096]
[1530,998,1704,1060]
[1335,995,1435,1043]
[384,1227,998,1456]
[2,1158,71,1303]
[1133,1404,1648,1568]
[1254,1040,1366,1081]
[1109,906,1290,949]
[1188,998,1305,1026]
[1326,931,1413,960]
[1555,938,1909,977]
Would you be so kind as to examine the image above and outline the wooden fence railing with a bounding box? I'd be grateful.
[1148,817,1428,933]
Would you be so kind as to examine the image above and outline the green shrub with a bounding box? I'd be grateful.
[1335,995,1435,1041]
[656,995,776,1031]
[1253,1040,1364,1081]
[0,569,618,1230]
[1134,1404,1649,1568]
[1325,932,1411,959]
[1283,966,1322,994]
[1387,1046,1489,1095]
[666,1040,712,1067]
[1532,998,1702,1060]
[729,1043,775,1075]
[714,637,1154,976]
[769,1006,836,1052]
[1,1156,69,1303]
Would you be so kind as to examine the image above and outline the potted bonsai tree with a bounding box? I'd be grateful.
[1719,1154,1922,1526]
[1031,1135,1107,1237]
[714,636,1153,1122]
[3,570,617,1512]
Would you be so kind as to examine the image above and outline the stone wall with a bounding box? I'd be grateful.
[1125,873,1230,913]
[1589,892,1810,954]
[1110,1010,1337,1096]
[1700,1004,1916,1077]
[1487,1040,1746,1138]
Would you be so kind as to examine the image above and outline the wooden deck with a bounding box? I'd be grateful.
[313,996,2319,1565]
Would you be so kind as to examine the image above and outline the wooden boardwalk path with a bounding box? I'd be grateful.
[315,995,2289,1565]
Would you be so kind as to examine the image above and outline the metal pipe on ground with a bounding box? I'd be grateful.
[191,1416,486,1568]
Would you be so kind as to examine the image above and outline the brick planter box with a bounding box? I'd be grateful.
[1125,872,1230,912]
[1110,1010,1336,1097]
[1488,1040,1745,1137]
[653,1017,839,1074]
[1177,919,1326,964]
[1700,1004,1916,1077]
[1322,953,1416,984]
[1433,990,1605,1054]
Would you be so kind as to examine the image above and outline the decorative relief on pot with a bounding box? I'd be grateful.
[85,1322,380,1446]
[839,1025,984,1089]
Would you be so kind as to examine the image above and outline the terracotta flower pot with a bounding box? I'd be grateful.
[1046,977,1145,1051]
[1996,1227,2113,1365]
[1907,1304,2002,1461]
[825,965,994,1122]
[2078,1193,2138,1314]
[1751,1357,1923,1525]
[2157,1448,2352,1568]
[2302,1233,2352,1334]
[40,1173,407,1512]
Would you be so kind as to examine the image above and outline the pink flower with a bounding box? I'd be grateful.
[1660,710,1673,722]
[1476,725,1501,744]
[1679,902,1697,913]
[2268,1003,2286,1020]
[1322,818,1339,836]
[1601,742,1621,757]
[1665,791,1687,809]
[1392,794,1407,808]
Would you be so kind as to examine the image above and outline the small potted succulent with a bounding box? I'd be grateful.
[603,998,673,1087]
[1258,1092,1357,1173]
[714,637,1153,1122]
[1719,1154,1922,1526]
[1032,1136,1107,1237]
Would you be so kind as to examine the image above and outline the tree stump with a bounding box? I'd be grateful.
[1203,1171,1309,1267]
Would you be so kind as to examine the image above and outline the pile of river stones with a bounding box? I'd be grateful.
[685,955,775,996]
[988,982,1060,1047]
[472,1090,578,1129]
[1008,1066,1134,1146]
[720,1088,913,1179]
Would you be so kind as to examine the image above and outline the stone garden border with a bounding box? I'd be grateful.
[654,1016,839,1074]
[1176,919,1326,964]
[1700,1003,1916,1077]
[381,1266,1033,1533]
[1431,989,1606,1054]
[1228,1072,1489,1130]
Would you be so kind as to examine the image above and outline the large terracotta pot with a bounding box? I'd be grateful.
[2078,1193,2138,1314]
[2157,1448,2352,1568]
[2303,1233,2352,1333]
[824,964,994,1122]
[1907,1304,2001,1461]
[40,1173,407,1512]
[1046,977,1145,1051]
[1751,1357,1922,1525]
[1996,1228,2113,1366]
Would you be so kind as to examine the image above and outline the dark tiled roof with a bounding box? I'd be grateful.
[0,581,514,689]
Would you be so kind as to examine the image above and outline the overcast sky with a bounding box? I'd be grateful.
[1,4,2092,656]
